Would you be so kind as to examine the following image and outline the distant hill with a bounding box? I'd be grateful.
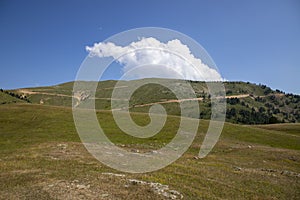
[3,79,300,124]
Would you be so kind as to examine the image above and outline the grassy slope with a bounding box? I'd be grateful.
[0,103,299,199]
[0,91,24,104]
[254,123,300,136]
[12,80,300,124]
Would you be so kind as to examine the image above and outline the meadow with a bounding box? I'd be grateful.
[0,103,299,199]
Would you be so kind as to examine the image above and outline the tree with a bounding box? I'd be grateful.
[264,87,272,95]
[226,108,237,118]
[269,116,279,124]
[259,107,265,113]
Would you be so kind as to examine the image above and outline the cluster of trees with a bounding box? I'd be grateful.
[226,94,300,124]
[227,98,240,105]
[0,89,30,103]
[226,107,279,124]
[199,90,300,124]
[258,84,273,95]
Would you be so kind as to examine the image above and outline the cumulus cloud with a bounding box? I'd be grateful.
[86,37,222,81]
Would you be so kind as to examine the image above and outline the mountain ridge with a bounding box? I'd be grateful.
[1,79,299,124]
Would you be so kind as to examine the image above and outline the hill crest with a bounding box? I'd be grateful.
[1,80,299,124]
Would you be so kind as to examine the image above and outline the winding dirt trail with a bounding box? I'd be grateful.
[226,94,249,99]
[18,88,255,108]
[18,89,75,98]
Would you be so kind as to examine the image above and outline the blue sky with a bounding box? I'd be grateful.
[0,0,299,94]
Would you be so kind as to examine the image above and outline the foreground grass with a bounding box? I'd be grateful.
[0,104,299,199]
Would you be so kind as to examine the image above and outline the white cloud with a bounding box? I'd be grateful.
[86,37,222,81]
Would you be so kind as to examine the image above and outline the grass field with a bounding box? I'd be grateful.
[0,103,299,199]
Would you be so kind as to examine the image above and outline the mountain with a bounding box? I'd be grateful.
[2,79,300,124]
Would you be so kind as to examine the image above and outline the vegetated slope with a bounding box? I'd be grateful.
[0,103,299,199]
[8,79,300,124]
[0,89,30,104]
[253,123,300,137]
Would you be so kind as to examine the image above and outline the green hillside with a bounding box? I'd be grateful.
[0,89,29,104]
[0,103,299,199]
[8,79,300,125]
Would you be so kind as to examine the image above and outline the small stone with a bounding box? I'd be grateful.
[76,184,86,190]
[131,149,140,153]
[193,156,199,160]
[170,190,180,195]
[57,143,68,149]
[280,170,300,177]
[129,180,138,185]
[233,166,242,171]
[127,178,183,199]
[261,168,276,173]
[161,191,170,198]
[288,156,296,161]
[102,172,125,177]
[101,194,109,198]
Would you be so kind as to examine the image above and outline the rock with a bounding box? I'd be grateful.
[101,194,109,198]
[128,179,145,185]
[57,143,68,149]
[49,156,58,160]
[102,172,125,177]
[261,168,276,173]
[128,179,183,199]
[161,191,170,198]
[76,184,87,190]
[193,156,199,160]
[233,166,242,171]
[131,149,140,153]
[288,156,297,161]
[281,170,300,177]
[170,190,181,195]
[74,91,90,101]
